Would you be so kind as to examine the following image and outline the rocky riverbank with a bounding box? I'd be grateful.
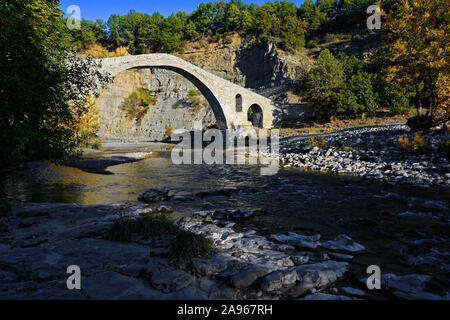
[278,124,449,188]
[1,190,448,300]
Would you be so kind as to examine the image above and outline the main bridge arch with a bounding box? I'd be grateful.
[97,54,274,130]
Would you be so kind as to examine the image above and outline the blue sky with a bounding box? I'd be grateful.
[60,0,305,21]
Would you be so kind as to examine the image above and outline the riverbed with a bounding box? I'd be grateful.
[1,142,449,299]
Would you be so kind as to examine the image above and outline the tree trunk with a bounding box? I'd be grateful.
[416,99,422,116]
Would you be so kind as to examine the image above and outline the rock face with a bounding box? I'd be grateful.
[182,42,312,89]
[95,68,216,142]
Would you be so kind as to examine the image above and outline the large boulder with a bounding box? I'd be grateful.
[138,188,171,203]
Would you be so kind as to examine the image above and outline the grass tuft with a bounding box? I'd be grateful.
[106,216,212,260]
[106,216,178,242]
[169,230,212,260]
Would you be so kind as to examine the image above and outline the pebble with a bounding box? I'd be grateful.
[272,125,449,188]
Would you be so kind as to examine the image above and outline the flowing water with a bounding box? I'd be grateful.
[1,143,449,292]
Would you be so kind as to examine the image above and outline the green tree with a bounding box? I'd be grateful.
[68,19,107,51]
[107,14,121,47]
[157,14,185,53]
[185,20,199,40]
[336,72,378,117]
[298,0,326,33]
[0,0,109,164]
[239,8,255,33]
[303,50,379,119]
[190,3,215,36]
[226,1,241,31]
[303,49,345,120]
[375,77,414,114]
[280,15,306,51]
[317,0,337,18]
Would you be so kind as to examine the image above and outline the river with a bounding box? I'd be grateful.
[1,142,449,293]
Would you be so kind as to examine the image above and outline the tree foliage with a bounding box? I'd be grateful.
[378,0,449,130]
[0,0,109,164]
[122,88,157,121]
[302,49,345,120]
[303,49,379,120]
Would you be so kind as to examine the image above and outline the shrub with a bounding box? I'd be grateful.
[406,115,436,132]
[106,216,212,260]
[169,230,212,260]
[211,34,221,43]
[91,140,102,150]
[122,88,157,121]
[352,34,362,42]
[304,50,380,120]
[84,43,130,58]
[321,33,351,44]
[187,89,206,115]
[331,140,344,148]
[106,216,179,242]
[398,135,427,155]
[187,89,201,106]
[307,135,328,150]
[306,38,319,49]
[83,42,110,58]
[113,46,130,57]
[165,126,173,138]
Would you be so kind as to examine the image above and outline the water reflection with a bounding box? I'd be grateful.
[1,148,273,205]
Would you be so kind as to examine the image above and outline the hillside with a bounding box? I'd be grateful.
[92,30,398,142]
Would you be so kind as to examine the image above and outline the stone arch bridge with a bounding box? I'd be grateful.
[97,54,275,130]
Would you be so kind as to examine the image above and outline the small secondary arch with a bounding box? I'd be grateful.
[247,104,263,128]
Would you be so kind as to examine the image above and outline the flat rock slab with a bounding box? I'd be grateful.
[230,266,273,288]
[321,234,366,253]
[83,271,168,300]
[261,270,299,292]
[270,232,321,249]
[151,269,195,293]
[361,273,450,300]
[191,254,245,276]
[291,261,348,288]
